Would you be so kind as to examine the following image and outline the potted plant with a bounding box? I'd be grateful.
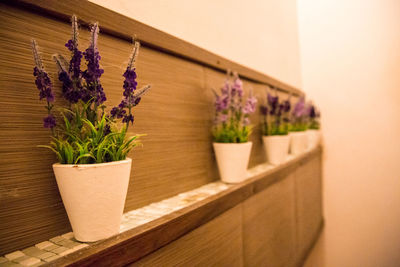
[31,16,150,242]
[307,103,321,148]
[289,97,308,154]
[260,92,291,165]
[212,72,257,183]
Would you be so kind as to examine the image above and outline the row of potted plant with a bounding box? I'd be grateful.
[29,16,320,243]
[212,72,321,184]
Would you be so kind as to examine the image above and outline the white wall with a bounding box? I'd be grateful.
[89,0,302,88]
[298,1,400,266]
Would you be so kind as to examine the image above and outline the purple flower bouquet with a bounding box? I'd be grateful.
[260,91,291,135]
[212,72,257,143]
[31,15,150,164]
[290,97,308,131]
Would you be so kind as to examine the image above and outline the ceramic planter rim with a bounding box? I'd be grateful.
[53,157,132,168]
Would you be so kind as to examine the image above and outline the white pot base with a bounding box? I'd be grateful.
[213,142,252,184]
[53,158,132,242]
[262,135,290,165]
[290,131,308,154]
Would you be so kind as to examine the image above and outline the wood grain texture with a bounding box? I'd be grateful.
[242,173,297,267]
[294,154,323,263]
[130,205,243,267]
[5,0,303,96]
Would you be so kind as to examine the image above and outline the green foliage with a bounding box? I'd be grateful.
[39,102,141,164]
[309,119,320,130]
[262,119,289,136]
[212,122,252,143]
[289,122,308,132]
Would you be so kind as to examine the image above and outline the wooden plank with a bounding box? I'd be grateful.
[295,154,323,262]
[4,0,303,96]
[242,173,297,267]
[130,205,243,267]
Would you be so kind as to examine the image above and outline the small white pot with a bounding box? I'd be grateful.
[213,142,252,184]
[307,129,321,149]
[262,135,290,165]
[290,131,308,154]
[53,158,132,242]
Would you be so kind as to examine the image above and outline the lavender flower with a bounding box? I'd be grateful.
[110,41,151,128]
[293,97,305,118]
[260,90,291,135]
[43,115,56,128]
[53,54,81,103]
[32,40,55,103]
[213,90,229,112]
[212,73,256,143]
[231,75,244,97]
[242,90,257,114]
[82,23,106,104]
[66,15,82,81]
[31,39,56,129]
[267,93,278,115]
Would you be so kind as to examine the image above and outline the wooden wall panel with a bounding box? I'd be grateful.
[130,205,243,267]
[0,4,218,254]
[242,173,297,267]
[295,155,323,261]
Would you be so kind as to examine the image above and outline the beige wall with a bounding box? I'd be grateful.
[298,0,400,266]
[89,0,302,88]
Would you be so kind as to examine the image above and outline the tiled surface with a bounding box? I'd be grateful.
[0,148,312,266]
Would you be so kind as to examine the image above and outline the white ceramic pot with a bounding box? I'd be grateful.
[307,129,321,149]
[262,135,290,165]
[53,158,132,242]
[290,131,308,155]
[213,142,252,184]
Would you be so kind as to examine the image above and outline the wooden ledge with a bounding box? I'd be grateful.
[44,146,322,267]
[4,0,303,96]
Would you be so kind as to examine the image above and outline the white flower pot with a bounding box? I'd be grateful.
[213,142,252,184]
[290,131,308,154]
[52,158,132,242]
[307,129,321,149]
[262,135,290,165]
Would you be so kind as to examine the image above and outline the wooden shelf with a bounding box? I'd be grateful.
[43,146,322,267]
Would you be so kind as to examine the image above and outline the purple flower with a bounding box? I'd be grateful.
[267,93,278,115]
[232,77,243,97]
[293,97,305,118]
[214,93,229,112]
[309,105,316,118]
[33,67,55,102]
[43,115,56,129]
[243,117,250,126]
[32,40,55,103]
[53,54,82,103]
[282,99,291,113]
[122,114,134,124]
[260,105,268,116]
[110,42,150,127]
[242,94,257,114]
[82,23,106,105]
[122,69,138,97]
